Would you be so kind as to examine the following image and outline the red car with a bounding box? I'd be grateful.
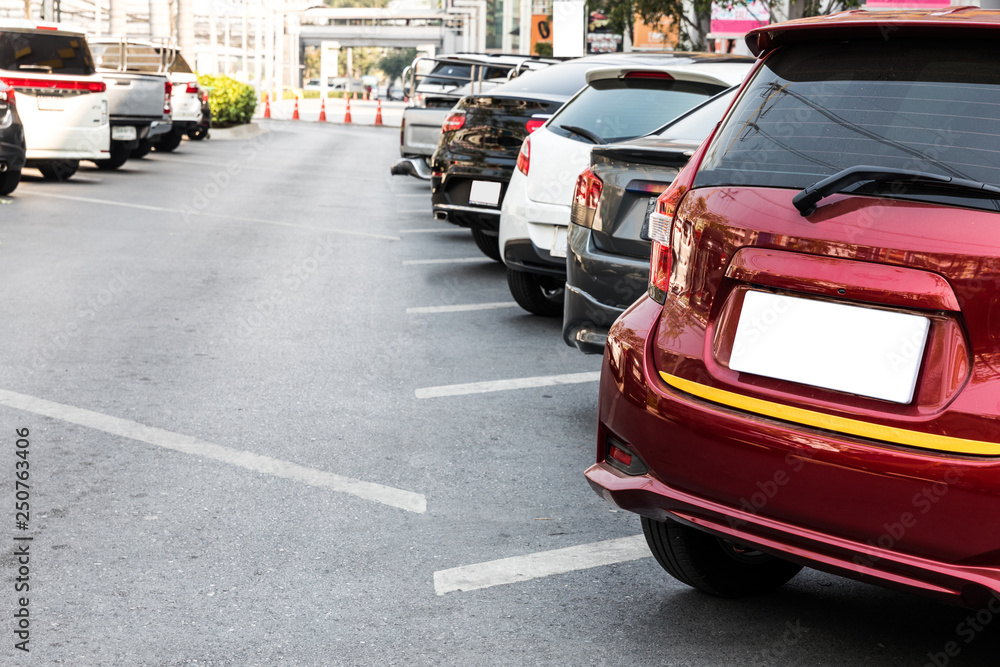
[586,8,1000,607]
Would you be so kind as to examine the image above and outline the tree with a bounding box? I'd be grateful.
[378,48,417,85]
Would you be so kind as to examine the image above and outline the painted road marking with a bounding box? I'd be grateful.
[406,302,518,314]
[402,257,491,266]
[0,389,426,513]
[415,371,600,399]
[40,193,399,241]
[399,228,465,234]
[433,535,649,595]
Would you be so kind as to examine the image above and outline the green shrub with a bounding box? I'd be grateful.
[197,74,257,127]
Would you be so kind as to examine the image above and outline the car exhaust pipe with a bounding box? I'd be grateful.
[434,211,448,221]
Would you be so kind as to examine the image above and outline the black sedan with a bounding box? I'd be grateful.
[563,89,737,353]
[429,53,744,262]
[0,79,25,195]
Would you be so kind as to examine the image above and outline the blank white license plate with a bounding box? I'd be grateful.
[469,180,501,207]
[112,125,137,141]
[730,291,930,404]
[36,95,64,111]
[550,226,568,258]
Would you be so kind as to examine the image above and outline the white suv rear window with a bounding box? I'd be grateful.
[0,30,95,75]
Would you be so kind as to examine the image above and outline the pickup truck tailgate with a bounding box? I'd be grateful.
[402,107,451,158]
[102,72,167,120]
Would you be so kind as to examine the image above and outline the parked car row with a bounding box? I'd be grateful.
[0,19,210,194]
[395,8,1000,612]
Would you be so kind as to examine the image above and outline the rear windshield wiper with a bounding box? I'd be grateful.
[792,165,1000,216]
[558,124,605,145]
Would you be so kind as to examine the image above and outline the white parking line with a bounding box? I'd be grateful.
[40,193,399,241]
[0,389,426,514]
[415,371,600,399]
[399,228,465,234]
[406,302,519,314]
[402,257,491,266]
[433,535,649,595]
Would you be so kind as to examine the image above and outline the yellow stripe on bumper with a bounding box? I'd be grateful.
[658,371,1000,456]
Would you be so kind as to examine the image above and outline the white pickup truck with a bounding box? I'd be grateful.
[391,54,561,180]
[89,37,172,169]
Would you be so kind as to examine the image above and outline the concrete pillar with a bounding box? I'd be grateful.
[177,0,196,65]
[502,0,514,52]
[149,0,170,40]
[109,0,126,35]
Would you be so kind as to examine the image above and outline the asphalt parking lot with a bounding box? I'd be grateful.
[2,120,999,665]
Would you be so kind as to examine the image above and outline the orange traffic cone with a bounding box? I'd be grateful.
[374,98,383,126]
[263,92,270,118]
[344,95,352,124]
[292,97,300,120]
[318,96,327,122]
[352,91,357,101]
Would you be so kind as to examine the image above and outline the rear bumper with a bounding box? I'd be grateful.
[431,167,509,231]
[391,156,432,180]
[500,167,571,266]
[563,223,649,353]
[590,295,1000,607]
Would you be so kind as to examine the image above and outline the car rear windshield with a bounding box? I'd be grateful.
[548,78,725,144]
[655,87,736,141]
[0,30,95,75]
[695,38,1000,198]
[490,61,597,99]
[423,62,508,87]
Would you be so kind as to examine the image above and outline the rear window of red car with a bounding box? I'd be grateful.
[0,30,95,75]
[695,38,1000,206]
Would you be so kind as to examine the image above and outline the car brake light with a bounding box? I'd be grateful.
[186,82,199,94]
[0,82,13,106]
[609,444,631,466]
[3,77,105,92]
[525,118,545,133]
[442,111,465,133]
[648,164,695,303]
[164,81,172,114]
[605,435,647,475]
[570,167,603,228]
[623,71,674,80]
[516,137,530,176]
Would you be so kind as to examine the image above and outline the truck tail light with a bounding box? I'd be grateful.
[164,81,172,114]
[442,111,465,133]
[570,167,603,228]
[516,137,530,176]
[648,164,695,303]
[3,77,105,92]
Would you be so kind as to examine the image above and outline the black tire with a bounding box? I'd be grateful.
[93,142,130,170]
[37,160,79,182]
[187,125,209,141]
[642,516,803,598]
[0,169,21,195]
[153,128,184,152]
[471,228,501,262]
[506,268,564,317]
[131,139,152,159]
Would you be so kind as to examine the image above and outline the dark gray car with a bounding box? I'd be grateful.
[563,89,737,353]
[0,79,26,195]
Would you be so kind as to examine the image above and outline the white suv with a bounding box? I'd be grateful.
[0,19,110,180]
[152,45,200,152]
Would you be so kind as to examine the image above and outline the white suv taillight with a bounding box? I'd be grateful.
[516,137,530,175]
[185,82,199,94]
[163,81,172,114]
[570,167,603,227]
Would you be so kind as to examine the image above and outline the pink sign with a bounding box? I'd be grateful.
[710,1,769,37]
[866,0,949,5]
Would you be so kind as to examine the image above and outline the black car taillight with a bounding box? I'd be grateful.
[570,167,603,228]
[516,137,530,175]
[442,111,465,133]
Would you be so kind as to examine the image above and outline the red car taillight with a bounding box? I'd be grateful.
[525,118,545,133]
[570,167,603,228]
[0,82,14,106]
[185,82,199,94]
[163,81,172,114]
[3,77,105,92]
[442,111,465,133]
[516,137,530,175]
[648,166,694,303]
